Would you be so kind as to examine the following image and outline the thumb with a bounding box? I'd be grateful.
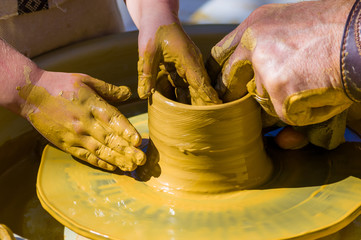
[219,59,254,102]
[216,42,253,102]
[137,48,161,99]
[81,76,131,103]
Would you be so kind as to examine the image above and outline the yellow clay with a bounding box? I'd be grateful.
[23,65,32,84]
[37,112,361,240]
[220,59,254,102]
[283,87,352,126]
[248,79,349,149]
[27,24,361,240]
[241,27,257,51]
[0,224,15,240]
[139,91,272,194]
[16,74,144,171]
[210,30,238,66]
[247,78,278,118]
[297,110,347,150]
[137,51,160,100]
[247,79,352,126]
[138,23,221,106]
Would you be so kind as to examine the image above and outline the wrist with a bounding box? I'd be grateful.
[127,0,179,31]
[10,66,44,119]
[0,39,44,116]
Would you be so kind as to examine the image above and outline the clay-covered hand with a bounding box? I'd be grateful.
[126,0,221,105]
[207,0,354,126]
[19,72,146,171]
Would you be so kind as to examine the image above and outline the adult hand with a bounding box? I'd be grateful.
[127,0,221,105]
[19,71,146,171]
[0,36,145,171]
[208,0,354,126]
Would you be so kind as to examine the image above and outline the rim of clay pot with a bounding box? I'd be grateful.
[152,90,253,110]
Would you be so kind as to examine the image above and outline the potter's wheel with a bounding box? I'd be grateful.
[37,112,361,240]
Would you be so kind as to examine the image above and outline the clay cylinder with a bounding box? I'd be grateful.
[145,91,273,194]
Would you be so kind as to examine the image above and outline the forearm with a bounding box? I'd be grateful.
[0,39,43,115]
[126,0,179,29]
[126,0,180,53]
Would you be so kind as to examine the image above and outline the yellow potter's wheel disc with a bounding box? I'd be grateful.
[37,113,361,240]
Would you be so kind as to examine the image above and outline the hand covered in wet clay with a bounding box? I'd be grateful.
[126,0,221,105]
[208,0,354,126]
[0,40,145,171]
[22,72,146,171]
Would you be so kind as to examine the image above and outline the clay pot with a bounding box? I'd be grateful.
[141,91,273,194]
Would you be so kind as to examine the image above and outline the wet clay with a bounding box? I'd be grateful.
[297,110,347,150]
[275,110,348,151]
[218,59,254,102]
[282,87,352,126]
[28,25,361,239]
[247,78,352,127]
[37,119,361,240]
[0,224,15,240]
[138,91,273,194]
[241,27,257,51]
[247,78,350,149]
[210,30,238,67]
[16,73,144,171]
